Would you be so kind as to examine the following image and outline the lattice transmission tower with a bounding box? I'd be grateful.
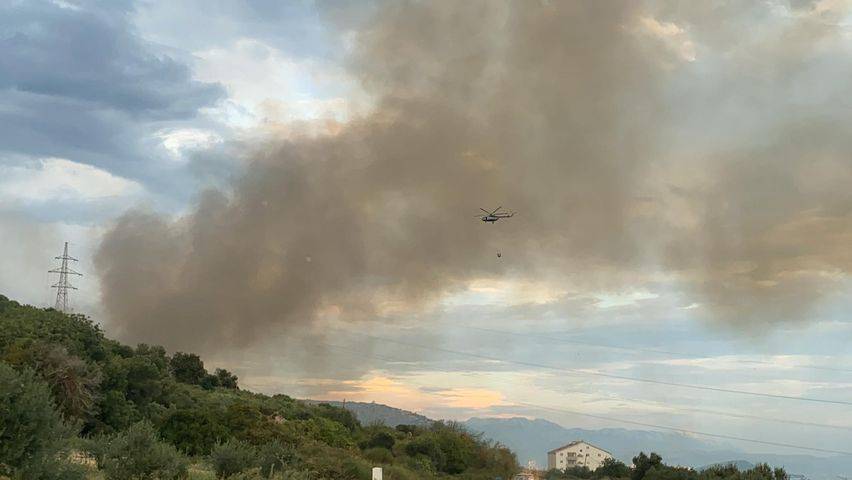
[49,242,82,312]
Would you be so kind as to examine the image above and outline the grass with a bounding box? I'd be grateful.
[84,463,216,479]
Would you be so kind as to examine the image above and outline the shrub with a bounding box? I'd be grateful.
[364,447,394,464]
[160,408,228,455]
[363,430,395,450]
[277,470,315,480]
[210,439,257,478]
[254,440,296,477]
[564,465,593,479]
[0,363,85,479]
[224,468,265,480]
[94,421,188,480]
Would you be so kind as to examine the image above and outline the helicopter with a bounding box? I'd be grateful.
[475,206,515,224]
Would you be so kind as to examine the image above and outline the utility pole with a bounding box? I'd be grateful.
[49,242,82,312]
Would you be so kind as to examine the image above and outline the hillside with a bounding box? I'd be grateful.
[305,400,433,428]
[0,295,517,479]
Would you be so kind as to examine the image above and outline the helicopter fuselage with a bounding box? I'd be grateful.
[480,213,512,223]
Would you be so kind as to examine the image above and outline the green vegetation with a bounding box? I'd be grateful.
[0,363,86,480]
[543,453,787,480]
[0,295,517,479]
[88,421,188,480]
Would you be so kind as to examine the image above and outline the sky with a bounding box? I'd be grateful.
[1,0,852,459]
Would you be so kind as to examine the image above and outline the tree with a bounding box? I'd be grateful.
[632,452,663,480]
[169,352,207,385]
[200,373,220,390]
[216,368,239,389]
[434,427,476,474]
[31,343,102,419]
[312,402,358,431]
[0,363,84,479]
[596,458,631,478]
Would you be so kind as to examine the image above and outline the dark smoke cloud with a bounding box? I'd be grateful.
[96,0,852,353]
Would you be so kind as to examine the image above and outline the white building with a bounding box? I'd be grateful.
[547,440,612,471]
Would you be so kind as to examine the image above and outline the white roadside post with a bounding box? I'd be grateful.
[372,466,383,480]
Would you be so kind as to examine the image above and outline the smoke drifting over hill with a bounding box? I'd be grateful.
[96,1,852,352]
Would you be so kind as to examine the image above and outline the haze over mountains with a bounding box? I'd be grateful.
[469,417,852,480]
[323,400,852,480]
[304,400,432,428]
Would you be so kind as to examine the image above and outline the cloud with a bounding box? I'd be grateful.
[313,374,505,416]
[0,0,225,205]
[157,128,223,160]
[0,1,221,118]
[192,38,369,129]
[132,0,354,60]
[636,16,696,63]
[0,157,143,202]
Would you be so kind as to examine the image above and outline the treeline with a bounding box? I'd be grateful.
[544,453,788,480]
[0,295,517,479]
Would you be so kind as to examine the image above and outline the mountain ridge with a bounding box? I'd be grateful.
[303,399,433,428]
[310,399,851,480]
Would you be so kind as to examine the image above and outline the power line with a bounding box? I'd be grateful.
[313,341,852,456]
[317,341,852,432]
[457,324,852,374]
[514,402,852,456]
[48,242,82,313]
[335,330,852,406]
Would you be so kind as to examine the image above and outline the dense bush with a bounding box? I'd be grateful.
[361,429,396,450]
[545,453,788,480]
[92,421,188,480]
[210,439,258,478]
[254,440,296,477]
[0,363,85,480]
[364,446,394,464]
[210,438,295,478]
[160,407,229,455]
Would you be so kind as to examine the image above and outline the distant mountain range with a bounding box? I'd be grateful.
[462,417,736,468]
[304,400,433,427]
[309,399,852,480]
[700,460,756,471]
[462,417,852,480]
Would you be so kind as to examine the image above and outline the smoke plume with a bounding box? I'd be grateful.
[96,1,852,352]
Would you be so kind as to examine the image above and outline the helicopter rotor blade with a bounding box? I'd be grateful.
[479,208,491,214]
[490,206,502,215]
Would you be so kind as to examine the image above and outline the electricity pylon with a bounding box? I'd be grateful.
[49,242,82,312]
